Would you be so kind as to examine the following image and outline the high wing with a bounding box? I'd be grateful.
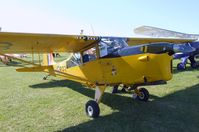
[134,25,199,39]
[0,31,197,54]
[0,32,100,53]
[127,37,196,46]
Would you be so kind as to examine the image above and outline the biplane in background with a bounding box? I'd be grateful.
[0,32,196,118]
[0,54,26,64]
[134,26,199,70]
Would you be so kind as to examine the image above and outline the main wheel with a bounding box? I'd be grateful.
[191,62,199,68]
[85,100,100,118]
[177,63,186,70]
[137,88,149,102]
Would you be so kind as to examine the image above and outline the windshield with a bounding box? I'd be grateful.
[99,38,128,57]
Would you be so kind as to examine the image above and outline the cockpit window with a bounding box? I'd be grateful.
[82,47,97,63]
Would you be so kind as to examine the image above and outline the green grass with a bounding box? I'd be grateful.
[0,58,199,132]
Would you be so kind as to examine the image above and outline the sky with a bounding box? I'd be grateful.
[0,0,199,37]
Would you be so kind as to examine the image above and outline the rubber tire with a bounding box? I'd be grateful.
[85,100,100,118]
[177,63,186,70]
[137,88,149,102]
[191,62,199,69]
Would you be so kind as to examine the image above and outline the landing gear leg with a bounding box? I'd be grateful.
[85,86,106,118]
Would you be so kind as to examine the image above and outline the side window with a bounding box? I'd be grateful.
[82,47,97,63]
[66,53,82,68]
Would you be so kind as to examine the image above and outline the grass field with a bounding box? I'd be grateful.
[0,56,199,132]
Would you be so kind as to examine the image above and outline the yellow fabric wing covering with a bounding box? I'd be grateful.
[0,32,99,53]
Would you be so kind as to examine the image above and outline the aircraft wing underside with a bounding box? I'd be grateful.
[0,32,100,53]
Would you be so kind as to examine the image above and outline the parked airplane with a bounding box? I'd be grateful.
[0,32,196,118]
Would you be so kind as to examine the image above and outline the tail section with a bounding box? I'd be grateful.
[17,53,56,76]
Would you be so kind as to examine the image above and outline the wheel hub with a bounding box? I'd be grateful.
[139,92,145,99]
[87,106,94,116]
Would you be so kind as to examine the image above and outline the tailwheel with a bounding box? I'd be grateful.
[133,88,149,102]
[43,74,50,80]
[177,63,186,70]
[85,100,100,118]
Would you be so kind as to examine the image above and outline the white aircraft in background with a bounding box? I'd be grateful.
[0,54,27,65]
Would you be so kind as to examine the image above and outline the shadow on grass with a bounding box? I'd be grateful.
[30,79,159,101]
[30,79,73,88]
[30,80,199,132]
[62,83,199,132]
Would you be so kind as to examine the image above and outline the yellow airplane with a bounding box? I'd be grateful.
[0,32,196,118]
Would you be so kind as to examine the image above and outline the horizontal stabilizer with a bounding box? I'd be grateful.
[16,66,55,76]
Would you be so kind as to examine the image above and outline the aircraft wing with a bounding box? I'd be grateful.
[0,31,196,54]
[0,32,100,53]
[134,26,199,39]
[127,37,196,46]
